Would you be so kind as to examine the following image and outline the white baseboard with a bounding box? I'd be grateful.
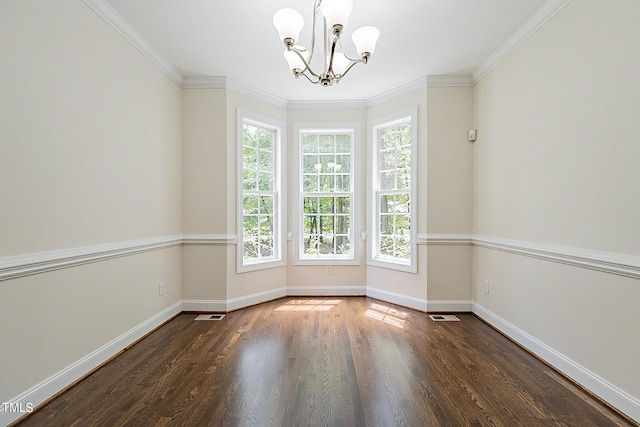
[287,286,366,296]
[427,299,473,312]
[182,299,227,312]
[472,302,640,424]
[0,301,182,427]
[226,287,287,311]
[365,286,428,312]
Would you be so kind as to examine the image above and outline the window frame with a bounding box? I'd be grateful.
[237,109,286,273]
[367,109,418,273]
[294,123,360,265]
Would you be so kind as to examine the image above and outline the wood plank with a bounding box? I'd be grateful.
[13,297,637,427]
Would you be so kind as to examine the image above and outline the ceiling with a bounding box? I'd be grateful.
[103,0,549,102]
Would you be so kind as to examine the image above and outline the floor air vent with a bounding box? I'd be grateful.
[429,314,460,322]
[195,314,225,321]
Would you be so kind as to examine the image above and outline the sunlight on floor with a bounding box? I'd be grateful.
[274,299,342,312]
[364,303,408,328]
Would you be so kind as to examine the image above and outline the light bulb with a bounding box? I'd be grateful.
[320,0,353,34]
[273,8,304,44]
[351,26,380,58]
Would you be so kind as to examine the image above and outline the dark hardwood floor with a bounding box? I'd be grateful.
[15,297,635,426]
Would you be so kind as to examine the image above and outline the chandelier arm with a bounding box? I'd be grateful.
[292,48,321,78]
[300,71,321,85]
[337,37,361,62]
[334,58,362,81]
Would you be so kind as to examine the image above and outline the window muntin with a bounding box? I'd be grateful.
[238,114,283,271]
[370,112,416,271]
[299,130,355,261]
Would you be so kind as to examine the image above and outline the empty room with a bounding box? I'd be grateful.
[1,0,638,425]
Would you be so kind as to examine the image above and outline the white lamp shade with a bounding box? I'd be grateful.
[320,0,353,30]
[273,8,304,42]
[284,47,309,71]
[351,26,380,55]
[331,52,350,76]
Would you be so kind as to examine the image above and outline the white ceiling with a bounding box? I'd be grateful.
[103,0,549,101]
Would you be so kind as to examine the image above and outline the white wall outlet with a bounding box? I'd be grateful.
[326,266,333,275]
[483,280,490,294]
[159,282,166,296]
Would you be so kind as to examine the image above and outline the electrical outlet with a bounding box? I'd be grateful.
[326,266,333,275]
[483,280,489,294]
[159,282,166,296]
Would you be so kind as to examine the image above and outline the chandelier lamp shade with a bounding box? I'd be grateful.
[273,0,380,87]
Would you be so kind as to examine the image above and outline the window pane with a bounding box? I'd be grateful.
[259,215,273,235]
[243,216,258,237]
[319,154,333,172]
[335,154,350,173]
[303,215,318,234]
[335,196,350,214]
[335,236,350,254]
[243,195,258,215]
[319,235,334,254]
[259,150,273,172]
[335,215,350,235]
[259,237,274,257]
[303,174,318,192]
[319,175,334,192]
[244,238,258,259]
[304,197,318,213]
[319,134,334,152]
[257,129,274,150]
[258,172,273,191]
[304,236,319,254]
[395,237,411,260]
[336,134,350,153]
[380,149,396,171]
[379,236,394,257]
[319,197,334,214]
[260,195,273,214]
[303,154,319,173]
[320,215,334,234]
[243,124,257,147]
[302,134,318,153]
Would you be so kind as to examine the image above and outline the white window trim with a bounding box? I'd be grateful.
[367,108,418,273]
[237,109,287,273]
[293,123,360,265]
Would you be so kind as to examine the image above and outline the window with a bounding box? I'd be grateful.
[296,127,357,263]
[237,111,285,272]
[368,110,417,272]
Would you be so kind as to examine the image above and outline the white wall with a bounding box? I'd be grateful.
[182,88,228,302]
[473,0,640,418]
[0,0,183,417]
[426,87,473,305]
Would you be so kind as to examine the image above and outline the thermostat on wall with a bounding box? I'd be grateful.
[467,129,477,142]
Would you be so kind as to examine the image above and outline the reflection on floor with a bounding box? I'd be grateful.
[274,299,342,312]
[364,302,408,328]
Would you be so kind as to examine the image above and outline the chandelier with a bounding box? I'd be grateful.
[273,0,380,87]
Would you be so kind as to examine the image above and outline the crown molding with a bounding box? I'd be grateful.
[471,0,573,84]
[366,77,428,108]
[82,0,184,86]
[287,99,369,110]
[426,75,474,87]
[225,79,289,109]
[182,76,227,89]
